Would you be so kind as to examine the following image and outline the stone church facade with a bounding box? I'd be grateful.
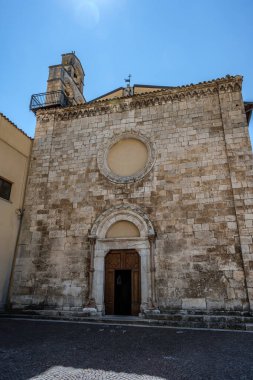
[10,53,253,316]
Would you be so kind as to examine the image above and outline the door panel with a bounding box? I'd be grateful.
[132,269,140,316]
[104,250,140,316]
[104,269,114,315]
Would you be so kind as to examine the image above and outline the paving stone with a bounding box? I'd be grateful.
[1,319,253,380]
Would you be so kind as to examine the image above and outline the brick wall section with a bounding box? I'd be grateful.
[10,76,253,312]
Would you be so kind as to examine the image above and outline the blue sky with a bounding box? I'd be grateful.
[0,0,253,140]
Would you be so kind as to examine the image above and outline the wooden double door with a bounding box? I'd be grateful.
[105,250,140,316]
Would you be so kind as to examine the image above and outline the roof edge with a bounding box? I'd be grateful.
[36,74,243,118]
[0,112,33,140]
[134,84,174,89]
[87,75,242,105]
[88,87,124,103]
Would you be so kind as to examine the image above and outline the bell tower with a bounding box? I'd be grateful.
[30,52,86,112]
[47,52,85,105]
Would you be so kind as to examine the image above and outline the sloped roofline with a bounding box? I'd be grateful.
[134,84,174,89]
[0,112,33,140]
[87,87,124,103]
[88,84,175,103]
[36,74,244,120]
[87,75,243,104]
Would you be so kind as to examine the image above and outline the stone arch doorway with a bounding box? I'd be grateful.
[87,205,158,315]
[105,250,140,316]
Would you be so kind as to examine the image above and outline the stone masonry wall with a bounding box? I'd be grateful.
[10,76,253,312]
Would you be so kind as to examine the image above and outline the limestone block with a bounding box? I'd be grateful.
[82,307,98,316]
[182,298,207,310]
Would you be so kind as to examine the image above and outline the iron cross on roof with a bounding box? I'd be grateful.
[124,74,132,88]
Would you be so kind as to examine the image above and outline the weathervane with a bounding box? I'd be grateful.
[124,74,132,88]
[124,74,133,96]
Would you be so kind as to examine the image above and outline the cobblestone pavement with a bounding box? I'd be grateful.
[1,319,253,380]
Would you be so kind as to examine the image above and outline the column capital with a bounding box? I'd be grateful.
[148,233,156,243]
[88,235,97,245]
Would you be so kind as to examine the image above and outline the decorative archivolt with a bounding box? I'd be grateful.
[90,204,155,239]
[36,76,242,122]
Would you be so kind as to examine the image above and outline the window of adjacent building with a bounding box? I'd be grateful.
[0,177,12,201]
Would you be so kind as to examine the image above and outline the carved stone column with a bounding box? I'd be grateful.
[147,234,159,313]
[84,235,97,310]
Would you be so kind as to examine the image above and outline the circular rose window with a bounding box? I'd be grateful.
[107,138,148,177]
[97,133,156,184]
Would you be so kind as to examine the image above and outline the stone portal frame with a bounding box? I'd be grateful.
[89,205,156,314]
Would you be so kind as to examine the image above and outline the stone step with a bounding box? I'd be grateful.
[145,313,253,323]
[1,311,253,331]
